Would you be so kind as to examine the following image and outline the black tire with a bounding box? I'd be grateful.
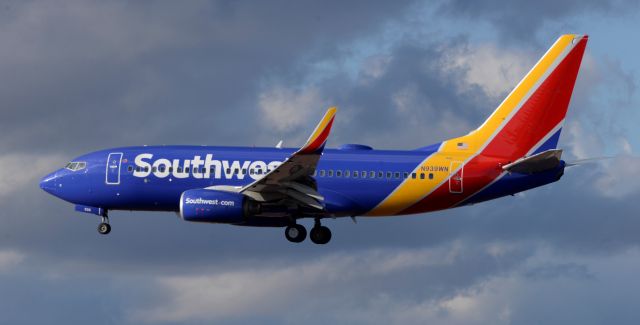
[285,224,307,243]
[98,223,111,235]
[310,226,331,245]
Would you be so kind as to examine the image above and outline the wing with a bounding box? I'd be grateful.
[240,107,337,211]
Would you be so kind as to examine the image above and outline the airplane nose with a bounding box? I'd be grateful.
[40,171,58,194]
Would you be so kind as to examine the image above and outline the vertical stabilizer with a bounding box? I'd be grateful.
[445,34,588,158]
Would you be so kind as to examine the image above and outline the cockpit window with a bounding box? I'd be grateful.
[65,161,87,171]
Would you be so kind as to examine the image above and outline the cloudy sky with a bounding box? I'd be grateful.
[1,0,640,324]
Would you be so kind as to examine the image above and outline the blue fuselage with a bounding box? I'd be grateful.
[40,145,564,219]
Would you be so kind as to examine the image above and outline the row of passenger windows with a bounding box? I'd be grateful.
[315,170,434,180]
[127,165,435,180]
[127,165,270,175]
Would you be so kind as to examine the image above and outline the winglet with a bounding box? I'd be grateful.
[299,107,337,154]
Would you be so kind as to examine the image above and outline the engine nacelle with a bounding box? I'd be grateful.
[180,189,258,224]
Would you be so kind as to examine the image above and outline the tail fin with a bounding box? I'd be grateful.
[444,34,588,159]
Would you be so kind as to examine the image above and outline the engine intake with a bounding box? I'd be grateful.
[180,189,259,224]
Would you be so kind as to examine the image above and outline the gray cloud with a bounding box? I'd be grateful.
[438,0,640,42]
[0,0,415,155]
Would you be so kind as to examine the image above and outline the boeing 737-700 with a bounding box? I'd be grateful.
[40,34,588,244]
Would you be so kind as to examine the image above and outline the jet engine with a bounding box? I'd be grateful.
[179,189,260,224]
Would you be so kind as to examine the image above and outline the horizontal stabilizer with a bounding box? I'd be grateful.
[502,149,563,174]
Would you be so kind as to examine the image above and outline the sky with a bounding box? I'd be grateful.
[1,0,640,324]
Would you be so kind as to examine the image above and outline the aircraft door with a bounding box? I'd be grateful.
[449,161,463,193]
[106,152,123,185]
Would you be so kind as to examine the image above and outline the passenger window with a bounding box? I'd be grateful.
[328,170,334,177]
[336,170,342,177]
[159,166,166,172]
[152,167,157,173]
[412,173,416,179]
[144,167,149,172]
[420,173,425,180]
[378,171,384,178]
[370,171,376,178]
[429,173,434,179]
[394,172,400,179]
[128,166,133,172]
[169,167,173,172]
[403,172,409,178]
[178,167,183,173]
[386,172,392,178]
[226,168,230,174]
[353,171,359,178]
[242,169,247,175]
[344,170,350,177]
[320,170,326,177]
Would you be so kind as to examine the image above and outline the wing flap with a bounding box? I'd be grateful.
[283,181,325,201]
[278,188,324,210]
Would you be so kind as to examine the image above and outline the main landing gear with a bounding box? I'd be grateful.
[284,218,331,244]
[285,224,307,243]
[98,214,111,235]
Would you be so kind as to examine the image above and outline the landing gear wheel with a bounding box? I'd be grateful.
[310,226,331,245]
[285,224,307,243]
[98,222,111,235]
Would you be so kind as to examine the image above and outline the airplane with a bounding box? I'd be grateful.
[40,34,588,244]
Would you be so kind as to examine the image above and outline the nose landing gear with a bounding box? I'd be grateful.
[98,214,111,235]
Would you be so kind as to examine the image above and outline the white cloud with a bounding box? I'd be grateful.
[359,54,392,82]
[444,44,534,100]
[391,84,419,114]
[0,250,25,272]
[130,246,459,323]
[592,155,640,198]
[0,154,65,198]
[565,120,606,160]
[564,121,640,198]
[258,85,327,132]
[130,243,640,325]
